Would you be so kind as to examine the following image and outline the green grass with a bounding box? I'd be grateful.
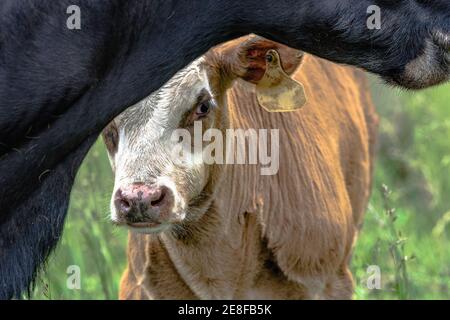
[30,141,128,300]
[30,81,450,300]
[353,80,450,300]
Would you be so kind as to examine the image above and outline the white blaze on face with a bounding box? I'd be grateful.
[108,57,214,222]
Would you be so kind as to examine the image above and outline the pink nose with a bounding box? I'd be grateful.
[114,183,174,223]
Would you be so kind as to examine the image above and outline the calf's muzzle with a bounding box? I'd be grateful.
[114,183,174,226]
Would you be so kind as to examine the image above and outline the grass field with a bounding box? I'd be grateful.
[30,79,450,300]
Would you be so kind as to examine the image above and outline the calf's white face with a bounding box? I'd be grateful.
[103,58,223,234]
[102,36,303,234]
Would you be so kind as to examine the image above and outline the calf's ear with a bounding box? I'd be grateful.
[214,35,306,111]
[222,35,304,83]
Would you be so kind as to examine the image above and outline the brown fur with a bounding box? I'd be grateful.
[118,37,378,300]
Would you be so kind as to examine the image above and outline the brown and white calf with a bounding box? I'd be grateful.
[102,36,378,299]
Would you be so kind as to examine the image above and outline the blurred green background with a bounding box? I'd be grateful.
[30,79,450,300]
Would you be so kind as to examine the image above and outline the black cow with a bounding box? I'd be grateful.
[0,0,448,299]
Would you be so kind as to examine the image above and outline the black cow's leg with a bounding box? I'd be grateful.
[0,135,95,299]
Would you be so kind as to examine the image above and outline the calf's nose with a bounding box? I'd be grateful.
[114,183,174,222]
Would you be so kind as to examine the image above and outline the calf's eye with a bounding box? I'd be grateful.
[183,97,215,127]
[195,101,211,118]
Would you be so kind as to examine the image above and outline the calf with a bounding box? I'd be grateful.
[103,36,378,299]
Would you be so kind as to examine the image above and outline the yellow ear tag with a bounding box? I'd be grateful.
[256,49,306,112]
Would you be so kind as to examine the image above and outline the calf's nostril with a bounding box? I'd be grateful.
[119,199,132,212]
[150,188,166,207]
[114,188,136,218]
